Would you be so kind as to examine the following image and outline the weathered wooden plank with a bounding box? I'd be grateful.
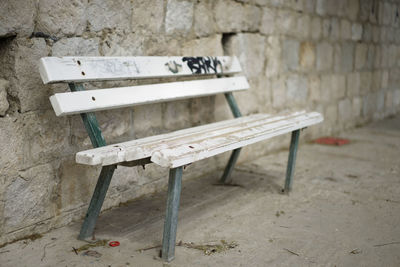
[76,112,323,166]
[151,112,323,168]
[50,77,249,116]
[76,113,275,165]
[161,167,183,262]
[39,56,241,84]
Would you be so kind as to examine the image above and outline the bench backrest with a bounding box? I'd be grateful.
[39,56,249,116]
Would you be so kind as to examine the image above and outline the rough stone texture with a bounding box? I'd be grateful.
[300,42,315,69]
[165,0,194,35]
[0,79,9,116]
[282,39,299,71]
[4,164,56,232]
[86,0,131,32]
[52,37,100,56]
[2,38,51,113]
[0,0,36,37]
[286,74,308,103]
[1,0,400,246]
[131,0,164,34]
[316,42,333,71]
[36,0,87,36]
[214,0,261,33]
[193,1,215,37]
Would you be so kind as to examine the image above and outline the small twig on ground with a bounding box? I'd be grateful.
[72,247,78,255]
[373,241,400,247]
[212,183,244,188]
[349,248,362,254]
[136,244,162,252]
[283,248,300,256]
[41,241,56,261]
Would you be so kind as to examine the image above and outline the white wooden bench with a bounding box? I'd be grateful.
[39,56,323,262]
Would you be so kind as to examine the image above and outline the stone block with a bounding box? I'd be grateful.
[325,104,337,123]
[381,70,389,89]
[0,0,35,37]
[359,0,372,22]
[371,70,381,92]
[362,23,372,42]
[316,42,333,71]
[101,33,145,56]
[329,18,340,41]
[194,1,216,37]
[360,71,372,95]
[393,90,400,111]
[36,0,87,36]
[355,43,368,70]
[275,10,298,36]
[57,158,99,213]
[340,42,354,72]
[340,19,351,40]
[133,104,163,139]
[338,98,352,122]
[351,23,362,41]
[182,35,223,56]
[372,25,380,43]
[362,92,376,118]
[286,74,308,103]
[346,72,360,97]
[333,44,341,73]
[331,74,346,99]
[297,15,311,39]
[5,38,51,112]
[4,164,56,231]
[309,75,320,102]
[265,36,281,78]
[0,115,25,173]
[346,0,359,21]
[22,110,71,169]
[352,97,362,118]
[377,91,385,112]
[366,44,375,70]
[131,0,164,34]
[260,6,275,35]
[86,0,131,32]
[282,39,299,71]
[304,0,316,13]
[228,34,265,78]
[214,0,261,32]
[384,90,393,115]
[300,41,315,69]
[165,0,194,35]
[316,0,331,16]
[311,17,322,40]
[52,37,100,56]
[320,75,332,102]
[0,79,9,116]
[271,76,286,108]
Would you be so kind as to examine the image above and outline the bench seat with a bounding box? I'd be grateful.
[77,111,322,168]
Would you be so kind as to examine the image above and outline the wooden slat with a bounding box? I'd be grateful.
[50,76,249,116]
[76,111,323,166]
[151,112,323,168]
[39,56,241,84]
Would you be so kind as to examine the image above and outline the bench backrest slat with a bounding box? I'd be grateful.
[40,56,241,84]
[50,76,249,116]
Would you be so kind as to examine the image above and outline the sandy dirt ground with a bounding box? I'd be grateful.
[1,115,399,267]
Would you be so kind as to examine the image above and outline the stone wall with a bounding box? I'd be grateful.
[0,0,399,245]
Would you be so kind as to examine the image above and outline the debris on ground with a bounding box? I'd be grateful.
[73,239,109,253]
[178,240,238,255]
[82,250,102,258]
[283,248,300,256]
[275,210,285,217]
[314,137,350,146]
[109,241,120,247]
[349,248,362,254]
[373,241,400,247]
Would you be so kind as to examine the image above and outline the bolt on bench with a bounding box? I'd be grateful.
[39,56,323,262]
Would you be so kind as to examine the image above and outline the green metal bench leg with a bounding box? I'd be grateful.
[220,148,241,183]
[283,130,300,194]
[161,167,183,262]
[78,165,116,240]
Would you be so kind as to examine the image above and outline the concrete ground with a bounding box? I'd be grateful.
[1,115,399,267]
